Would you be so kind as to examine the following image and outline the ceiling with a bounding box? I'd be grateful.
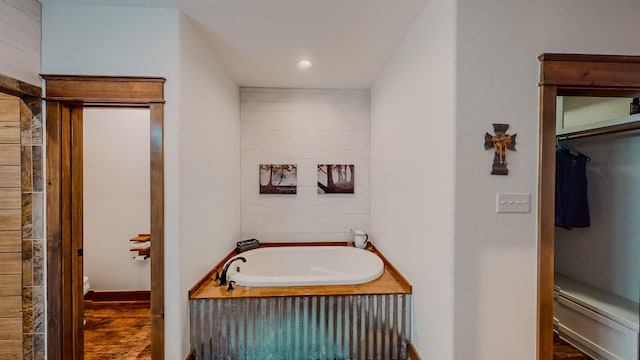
[39,0,428,88]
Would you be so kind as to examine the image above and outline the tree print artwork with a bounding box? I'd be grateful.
[259,164,297,194]
[317,164,354,194]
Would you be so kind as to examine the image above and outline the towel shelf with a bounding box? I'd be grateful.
[130,233,151,258]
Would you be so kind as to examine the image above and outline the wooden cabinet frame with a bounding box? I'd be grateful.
[537,54,640,360]
[43,75,165,359]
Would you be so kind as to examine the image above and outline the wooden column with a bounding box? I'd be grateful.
[0,92,23,358]
[537,84,557,360]
[149,102,164,360]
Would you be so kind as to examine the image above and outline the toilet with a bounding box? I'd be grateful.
[83,276,90,326]
[83,275,91,296]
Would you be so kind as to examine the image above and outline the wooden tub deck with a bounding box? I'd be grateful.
[189,242,412,299]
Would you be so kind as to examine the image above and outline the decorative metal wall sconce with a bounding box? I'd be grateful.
[484,123,516,175]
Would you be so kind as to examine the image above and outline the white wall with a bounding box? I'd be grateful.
[555,131,640,303]
[0,0,41,85]
[43,6,242,358]
[178,13,240,353]
[370,0,455,358]
[42,5,185,357]
[455,0,640,359]
[83,108,150,291]
[41,1,640,359]
[241,88,370,242]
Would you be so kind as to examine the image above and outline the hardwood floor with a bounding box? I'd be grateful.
[553,332,591,359]
[84,302,151,359]
[84,303,587,360]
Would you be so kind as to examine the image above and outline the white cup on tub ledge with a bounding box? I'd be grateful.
[354,230,369,249]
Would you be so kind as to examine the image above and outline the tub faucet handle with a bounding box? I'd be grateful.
[226,281,236,293]
[214,270,221,282]
[220,256,246,286]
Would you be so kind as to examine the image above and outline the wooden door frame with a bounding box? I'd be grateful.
[43,75,165,359]
[0,73,41,99]
[537,54,640,360]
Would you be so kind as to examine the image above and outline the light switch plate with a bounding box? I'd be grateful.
[496,193,530,213]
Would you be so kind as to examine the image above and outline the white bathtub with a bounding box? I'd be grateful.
[227,246,384,287]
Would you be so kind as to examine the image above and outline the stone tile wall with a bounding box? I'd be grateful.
[21,98,44,359]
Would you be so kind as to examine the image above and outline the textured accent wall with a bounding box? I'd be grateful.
[0,92,43,359]
[191,294,411,359]
[240,88,370,242]
[0,0,41,86]
[0,1,43,352]
[20,98,44,360]
[0,93,22,359]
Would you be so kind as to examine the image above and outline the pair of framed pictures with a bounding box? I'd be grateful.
[259,164,354,194]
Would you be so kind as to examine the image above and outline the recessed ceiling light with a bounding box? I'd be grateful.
[297,59,312,70]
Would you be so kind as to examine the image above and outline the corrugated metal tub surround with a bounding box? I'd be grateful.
[189,243,412,360]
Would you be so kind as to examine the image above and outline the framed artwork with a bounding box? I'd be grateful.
[259,164,297,194]
[317,164,354,194]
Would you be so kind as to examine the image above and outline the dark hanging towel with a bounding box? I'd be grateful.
[555,148,590,228]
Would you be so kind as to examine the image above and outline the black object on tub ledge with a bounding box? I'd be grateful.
[236,238,260,252]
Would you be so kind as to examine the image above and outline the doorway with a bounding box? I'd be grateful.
[44,75,165,359]
[82,108,152,358]
[537,54,640,360]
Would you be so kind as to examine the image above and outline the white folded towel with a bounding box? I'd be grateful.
[130,240,151,249]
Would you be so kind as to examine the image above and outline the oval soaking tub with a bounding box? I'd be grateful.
[227,246,384,287]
